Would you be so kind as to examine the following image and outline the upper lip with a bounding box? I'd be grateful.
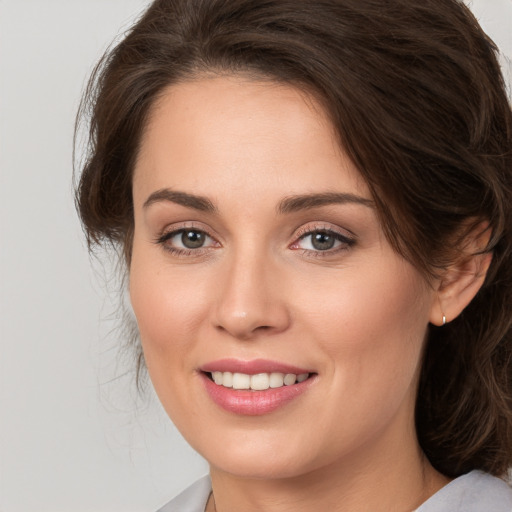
[200,358,313,375]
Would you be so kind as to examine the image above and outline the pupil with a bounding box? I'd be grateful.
[312,232,335,251]
[182,230,205,249]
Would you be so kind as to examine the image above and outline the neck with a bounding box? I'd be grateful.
[207,418,449,512]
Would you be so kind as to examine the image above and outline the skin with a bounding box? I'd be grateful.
[129,75,458,511]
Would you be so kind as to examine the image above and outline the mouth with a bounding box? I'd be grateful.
[199,359,317,415]
[205,371,312,391]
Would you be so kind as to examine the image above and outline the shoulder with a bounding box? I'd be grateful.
[155,475,212,512]
[417,470,512,512]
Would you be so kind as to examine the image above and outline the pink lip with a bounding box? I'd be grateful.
[200,358,312,375]
[199,359,316,416]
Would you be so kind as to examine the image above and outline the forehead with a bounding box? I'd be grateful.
[133,75,368,203]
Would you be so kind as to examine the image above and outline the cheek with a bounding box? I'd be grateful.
[128,247,210,370]
[295,258,431,422]
[297,258,430,351]
[128,251,216,428]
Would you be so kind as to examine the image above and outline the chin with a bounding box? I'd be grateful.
[209,454,313,480]
[190,428,325,480]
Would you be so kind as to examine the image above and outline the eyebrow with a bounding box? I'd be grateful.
[143,189,217,213]
[277,192,374,214]
[143,188,374,214]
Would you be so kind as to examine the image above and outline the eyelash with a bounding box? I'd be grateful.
[154,223,356,258]
[154,224,218,257]
[291,225,356,257]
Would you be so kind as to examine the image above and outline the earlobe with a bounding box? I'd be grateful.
[429,223,493,326]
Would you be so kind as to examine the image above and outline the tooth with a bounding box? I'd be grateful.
[212,371,307,389]
[251,373,270,391]
[232,372,251,390]
[284,373,297,386]
[269,372,285,388]
[222,372,233,388]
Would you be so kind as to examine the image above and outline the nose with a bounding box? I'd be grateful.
[212,249,291,340]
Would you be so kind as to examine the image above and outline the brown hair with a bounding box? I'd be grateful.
[75,0,512,478]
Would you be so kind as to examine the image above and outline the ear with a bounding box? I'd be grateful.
[429,222,493,326]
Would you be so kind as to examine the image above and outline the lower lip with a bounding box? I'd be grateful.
[201,373,316,416]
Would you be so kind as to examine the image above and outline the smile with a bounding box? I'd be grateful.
[200,360,317,415]
[210,371,310,390]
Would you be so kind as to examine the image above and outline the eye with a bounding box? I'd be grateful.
[176,230,209,249]
[157,228,218,252]
[291,228,355,253]
[303,231,339,251]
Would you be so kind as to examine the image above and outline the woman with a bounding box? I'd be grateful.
[75,0,512,510]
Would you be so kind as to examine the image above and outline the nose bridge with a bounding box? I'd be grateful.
[213,242,290,339]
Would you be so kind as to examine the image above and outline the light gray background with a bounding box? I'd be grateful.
[0,1,510,511]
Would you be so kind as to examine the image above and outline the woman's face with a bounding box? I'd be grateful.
[130,76,436,478]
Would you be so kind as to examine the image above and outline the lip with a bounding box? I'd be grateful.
[200,358,312,375]
[199,359,316,416]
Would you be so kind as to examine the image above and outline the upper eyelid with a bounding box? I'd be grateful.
[158,221,218,238]
[158,228,217,246]
[293,223,356,240]
[293,230,355,248]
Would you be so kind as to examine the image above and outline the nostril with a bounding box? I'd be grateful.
[212,295,291,338]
